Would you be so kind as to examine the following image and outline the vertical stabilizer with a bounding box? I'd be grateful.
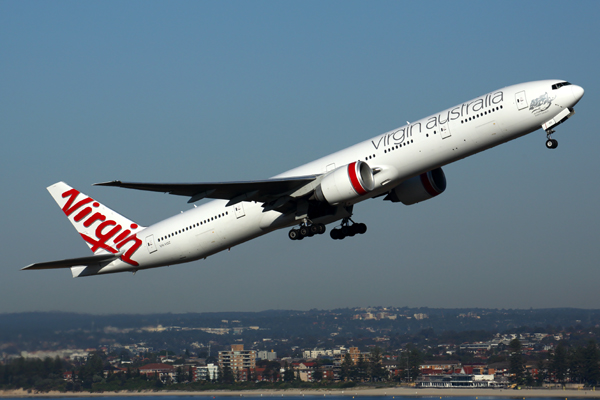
[47,182,146,266]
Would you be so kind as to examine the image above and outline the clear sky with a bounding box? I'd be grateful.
[1,1,599,314]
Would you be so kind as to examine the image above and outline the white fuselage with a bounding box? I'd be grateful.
[98,80,584,275]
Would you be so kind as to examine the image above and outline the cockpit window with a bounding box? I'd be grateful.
[552,81,572,90]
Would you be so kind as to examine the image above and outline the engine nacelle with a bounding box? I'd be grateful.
[314,161,375,205]
[386,167,446,205]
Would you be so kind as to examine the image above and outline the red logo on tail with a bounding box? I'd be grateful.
[61,189,142,266]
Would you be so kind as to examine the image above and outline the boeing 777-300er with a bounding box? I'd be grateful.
[23,80,584,277]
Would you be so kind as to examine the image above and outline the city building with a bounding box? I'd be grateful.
[256,350,278,361]
[218,344,256,380]
[417,374,501,388]
[194,363,219,381]
[348,347,362,364]
[419,360,462,375]
[138,363,176,383]
[303,349,333,359]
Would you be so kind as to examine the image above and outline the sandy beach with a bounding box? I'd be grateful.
[2,387,600,398]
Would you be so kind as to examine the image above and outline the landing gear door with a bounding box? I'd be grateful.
[516,91,528,110]
[145,235,157,254]
[234,203,245,219]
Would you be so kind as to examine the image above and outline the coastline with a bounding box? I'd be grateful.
[2,387,600,398]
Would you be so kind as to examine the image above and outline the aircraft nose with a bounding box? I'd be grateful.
[571,85,584,105]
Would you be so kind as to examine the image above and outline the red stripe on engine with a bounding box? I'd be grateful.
[420,172,440,197]
[348,162,368,196]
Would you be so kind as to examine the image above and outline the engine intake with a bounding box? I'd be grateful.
[314,161,375,205]
[386,167,446,205]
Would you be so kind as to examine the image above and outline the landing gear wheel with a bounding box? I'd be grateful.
[341,226,350,237]
[289,221,327,241]
[309,224,320,235]
[348,225,358,237]
[299,226,310,237]
[317,223,326,234]
[356,223,367,234]
[329,218,367,240]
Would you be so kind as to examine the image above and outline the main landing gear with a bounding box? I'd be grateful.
[330,218,367,240]
[288,222,326,241]
[545,129,558,149]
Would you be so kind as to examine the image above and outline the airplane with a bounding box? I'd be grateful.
[23,79,584,278]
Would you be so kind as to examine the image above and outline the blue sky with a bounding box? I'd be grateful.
[1,1,599,314]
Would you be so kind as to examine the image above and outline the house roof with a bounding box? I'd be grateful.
[139,363,175,372]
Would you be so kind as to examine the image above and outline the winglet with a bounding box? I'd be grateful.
[93,180,123,187]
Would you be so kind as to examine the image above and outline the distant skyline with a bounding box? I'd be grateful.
[1,1,599,314]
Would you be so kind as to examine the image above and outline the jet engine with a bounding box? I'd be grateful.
[314,161,375,205]
[385,167,446,205]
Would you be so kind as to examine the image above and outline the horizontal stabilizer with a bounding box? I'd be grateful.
[22,253,120,270]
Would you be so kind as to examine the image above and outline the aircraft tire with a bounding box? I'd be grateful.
[299,226,309,237]
[546,139,558,149]
[330,229,341,240]
[357,223,367,234]
[347,226,357,237]
[317,223,326,234]
[289,229,299,240]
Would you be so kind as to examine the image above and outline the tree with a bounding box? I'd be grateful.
[569,345,586,384]
[52,356,63,376]
[368,347,388,382]
[312,363,323,382]
[355,354,368,382]
[551,342,569,386]
[79,353,104,389]
[340,353,355,382]
[583,340,600,386]
[508,339,525,386]
[283,362,295,383]
[535,355,547,386]
[398,345,422,383]
[219,365,235,384]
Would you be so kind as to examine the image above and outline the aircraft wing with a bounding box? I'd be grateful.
[22,253,120,270]
[94,176,319,206]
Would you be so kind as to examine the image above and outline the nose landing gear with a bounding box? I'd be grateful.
[330,218,367,240]
[542,106,576,149]
[545,129,558,149]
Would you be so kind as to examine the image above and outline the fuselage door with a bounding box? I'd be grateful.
[234,203,245,219]
[440,121,451,139]
[145,235,157,254]
[515,91,528,110]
